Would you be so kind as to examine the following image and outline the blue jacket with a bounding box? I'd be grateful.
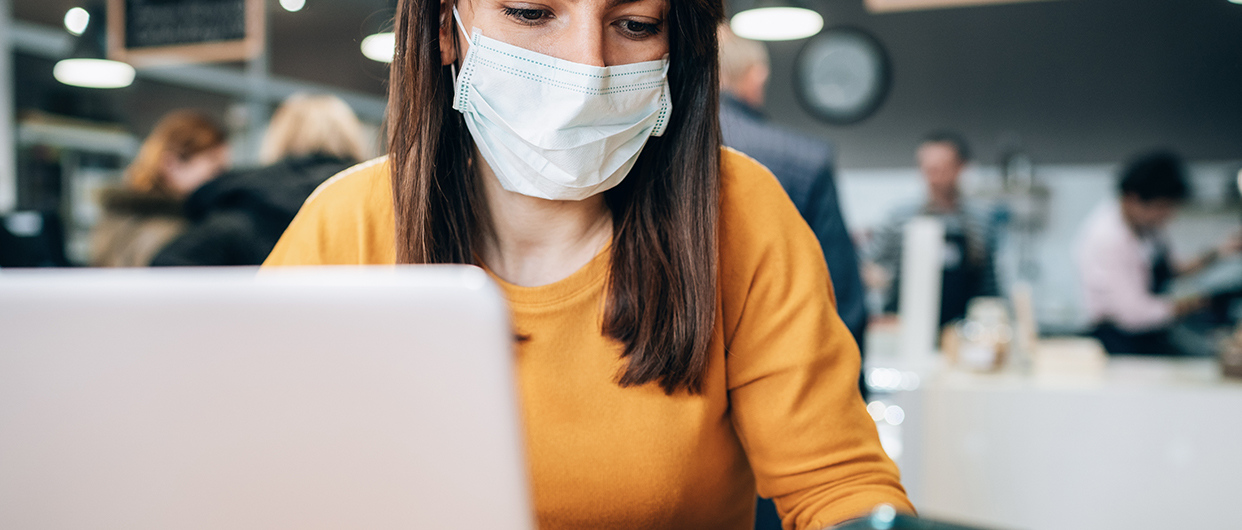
[719,95,868,346]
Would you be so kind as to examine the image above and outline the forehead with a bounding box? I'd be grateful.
[918,142,962,161]
[1140,198,1180,209]
[469,0,666,9]
[595,0,663,7]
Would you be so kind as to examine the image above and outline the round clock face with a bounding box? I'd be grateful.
[795,27,891,125]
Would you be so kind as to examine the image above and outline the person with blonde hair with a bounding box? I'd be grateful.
[152,94,368,266]
[90,110,230,267]
[258,94,368,165]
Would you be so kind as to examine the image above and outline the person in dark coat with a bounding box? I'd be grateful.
[151,154,356,266]
[717,26,868,349]
[152,94,369,266]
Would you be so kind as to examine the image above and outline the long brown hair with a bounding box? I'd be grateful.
[388,0,723,394]
[126,110,227,196]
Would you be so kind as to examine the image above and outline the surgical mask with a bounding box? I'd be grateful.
[450,8,671,201]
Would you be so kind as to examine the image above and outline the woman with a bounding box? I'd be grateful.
[151,94,368,266]
[265,0,912,528]
[90,110,229,267]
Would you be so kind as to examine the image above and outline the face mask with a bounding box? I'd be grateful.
[450,8,672,201]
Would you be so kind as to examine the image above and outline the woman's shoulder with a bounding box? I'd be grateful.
[716,145,828,299]
[263,156,396,266]
[718,146,813,250]
[715,147,851,379]
[301,156,392,211]
[719,146,781,201]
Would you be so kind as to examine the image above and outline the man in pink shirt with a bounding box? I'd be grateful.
[1077,151,1242,354]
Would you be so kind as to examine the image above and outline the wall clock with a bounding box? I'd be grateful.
[794,27,892,125]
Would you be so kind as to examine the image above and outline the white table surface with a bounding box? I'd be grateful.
[880,356,1242,530]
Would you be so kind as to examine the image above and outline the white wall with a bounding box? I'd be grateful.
[839,161,1242,331]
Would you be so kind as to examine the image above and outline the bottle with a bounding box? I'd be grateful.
[950,297,1013,373]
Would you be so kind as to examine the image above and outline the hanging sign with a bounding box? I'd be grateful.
[107,0,265,67]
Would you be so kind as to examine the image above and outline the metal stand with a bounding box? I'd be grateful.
[241,43,271,166]
[0,0,17,212]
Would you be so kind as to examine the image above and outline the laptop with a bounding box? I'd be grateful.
[833,506,997,530]
[0,266,533,530]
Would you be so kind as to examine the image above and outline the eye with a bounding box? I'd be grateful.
[503,7,551,25]
[615,19,662,39]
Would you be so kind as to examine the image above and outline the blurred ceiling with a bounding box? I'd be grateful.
[12,0,1242,167]
[13,0,394,97]
[749,0,1242,167]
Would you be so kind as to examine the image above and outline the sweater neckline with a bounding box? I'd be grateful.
[481,243,611,309]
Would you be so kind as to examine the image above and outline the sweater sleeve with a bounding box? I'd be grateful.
[719,149,912,529]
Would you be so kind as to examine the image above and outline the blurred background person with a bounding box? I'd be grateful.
[151,94,368,266]
[89,110,230,267]
[717,25,867,350]
[1077,151,1242,355]
[865,131,1000,327]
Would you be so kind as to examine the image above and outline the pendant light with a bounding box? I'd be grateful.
[63,7,90,36]
[54,5,135,89]
[361,32,395,63]
[359,4,396,64]
[730,0,824,41]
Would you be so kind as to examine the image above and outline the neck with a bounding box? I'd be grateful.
[476,155,613,287]
[928,188,958,212]
[1118,200,1148,236]
[724,88,762,111]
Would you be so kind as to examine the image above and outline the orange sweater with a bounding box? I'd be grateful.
[264,148,912,529]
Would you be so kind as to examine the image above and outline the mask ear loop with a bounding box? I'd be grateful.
[449,5,470,81]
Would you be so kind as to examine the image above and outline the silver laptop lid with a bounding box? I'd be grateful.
[0,266,532,530]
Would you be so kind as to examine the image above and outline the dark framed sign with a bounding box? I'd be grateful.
[107,0,265,67]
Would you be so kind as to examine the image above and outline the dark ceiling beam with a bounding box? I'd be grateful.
[8,20,388,123]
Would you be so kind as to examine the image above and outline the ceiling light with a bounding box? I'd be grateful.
[55,5,134,89]
[54,58,136,89]
[64,7,90,36]
[280,0,306,12]
[731,7,824,41]
[361,32,395,63]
